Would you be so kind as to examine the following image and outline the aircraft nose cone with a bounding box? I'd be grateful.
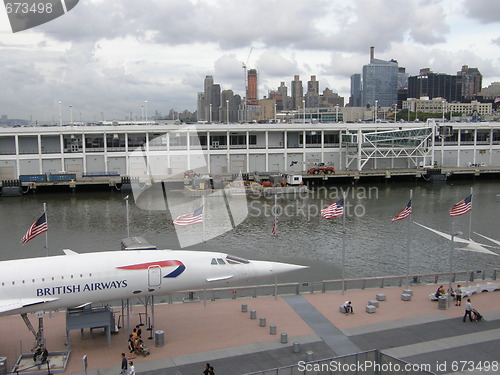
[251,260,308,276]
[269,261,308,274]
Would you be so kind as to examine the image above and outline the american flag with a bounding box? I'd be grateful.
[392,200,412,222]
[321,199,344,219]
[449,194,472,217]
[271,212,278,236]
[173,206,204,226]
[21,213,48,244]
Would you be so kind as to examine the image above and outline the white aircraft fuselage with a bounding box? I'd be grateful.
[0,249,306,316]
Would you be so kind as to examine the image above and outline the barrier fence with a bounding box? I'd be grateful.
[154,268,499,305]
[243,349,436,375]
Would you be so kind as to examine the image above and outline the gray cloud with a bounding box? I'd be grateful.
[1,0,499,121]
[463,0,500,24]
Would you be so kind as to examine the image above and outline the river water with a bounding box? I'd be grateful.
[1,180,499,283]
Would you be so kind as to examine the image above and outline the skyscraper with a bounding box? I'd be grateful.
[307,75,319,94]
[408,69,461,103]
[362,47,398,107]
[458,65,482,101]
[211,84,221,122]
[247,69,258,105]
[291,75,303,110]
[350,74,361,107]
[278,82,289,110]
[200,75,214,121]
[305,75,320,108]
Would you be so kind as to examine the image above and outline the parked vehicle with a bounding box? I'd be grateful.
[307,164,335,175]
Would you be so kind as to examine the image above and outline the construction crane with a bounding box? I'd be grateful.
[241,46,253,122]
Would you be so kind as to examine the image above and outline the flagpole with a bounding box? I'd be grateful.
[43,202,49,257]
[274,194,278,301]
[406,190,413,287]
[125,195,130,238]
[341,192,346,295]
[448,221,455,309]
[466,187,473,286]
[202,195,206,251]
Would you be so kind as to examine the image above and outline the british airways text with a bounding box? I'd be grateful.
[36,280,128,296]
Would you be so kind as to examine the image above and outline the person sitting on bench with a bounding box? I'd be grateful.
[343,301,354,314]
[435,285,445,298]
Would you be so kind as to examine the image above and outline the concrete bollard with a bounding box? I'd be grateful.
[306,351,313,362]
[365,305,376,313]
[241,304,247,313]
[269,325,277,335]
[438,296,447,310]
[401,293,412,301]
[250,309,256,319]
[280,333,288,344]
[154,330,165,347]
[259,317,266,327]
[293,342,300,353]
[403,289,413,296]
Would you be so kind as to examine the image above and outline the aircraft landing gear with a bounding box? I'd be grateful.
[33,347,48,365]
[21,312,47,365]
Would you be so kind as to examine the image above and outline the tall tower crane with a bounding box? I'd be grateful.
[241,47,253,122]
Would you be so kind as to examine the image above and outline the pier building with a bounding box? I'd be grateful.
[1,121,500,181]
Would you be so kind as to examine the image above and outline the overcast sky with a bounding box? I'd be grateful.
[1,0,499,122]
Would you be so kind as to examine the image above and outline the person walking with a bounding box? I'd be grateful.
[463,298,473,322]
[203,363,211,375]
[120,353,127,375]
[129,361,135,375]
[135,325,142,339]
[455,284,462,306]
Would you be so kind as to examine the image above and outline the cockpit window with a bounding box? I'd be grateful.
[217,258,226,265]
[211,258,218,265]
[226,255,250,264]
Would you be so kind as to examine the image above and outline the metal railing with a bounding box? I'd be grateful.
[244,349,436,375]
[152,269,497,305]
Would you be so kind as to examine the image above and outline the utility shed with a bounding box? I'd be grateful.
[66,305,116,348]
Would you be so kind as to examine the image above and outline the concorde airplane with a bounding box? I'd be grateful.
[0,249,306,316]
[0,249,306,362]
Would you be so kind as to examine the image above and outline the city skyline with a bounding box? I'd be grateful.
[1,0,499,121]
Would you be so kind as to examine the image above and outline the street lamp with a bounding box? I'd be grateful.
[374,100,378,123]
[335,105,339,123]
[145,100,148,124]
[226,100,229,124]
[274,103,277,123]
[209,103,212,123]
[58,101,62,126]
[394,104,397,122]
[141,105,144,121]
[69,105,73,125]
[124,195,130,238]
[442,100,445,122]
[302,99,305,124]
